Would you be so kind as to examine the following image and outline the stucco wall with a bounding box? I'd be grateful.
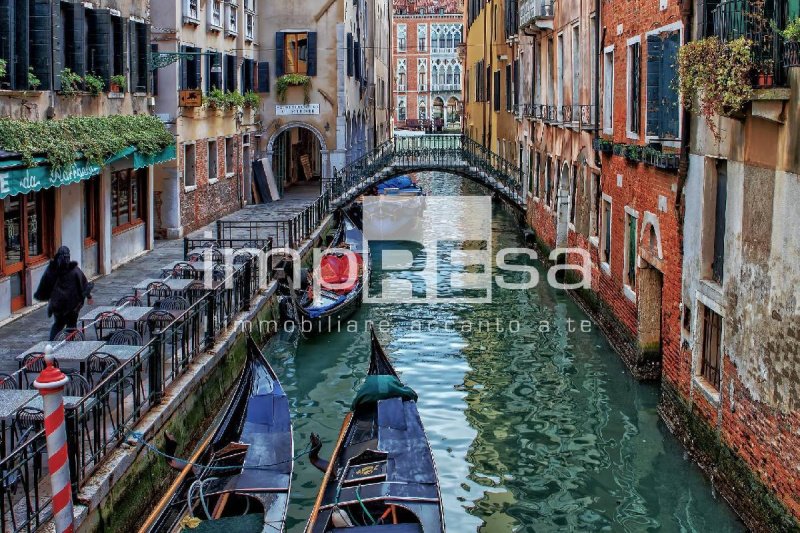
[110,223,146,269]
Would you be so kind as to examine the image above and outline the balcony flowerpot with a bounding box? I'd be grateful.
[593,138,613,154]
[612,143,626,157]
[623,145,642,163]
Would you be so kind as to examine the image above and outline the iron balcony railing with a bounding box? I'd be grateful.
[519,0,553,28]
[785,41,800,68]
[709,0,788,87]
[561,104,598,130]
[431,83,461,92]
[397,84,407,92]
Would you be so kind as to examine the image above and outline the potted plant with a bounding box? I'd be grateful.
[612,143,626,157]
[84,73,105,96]
[59,68,82,96]
[623,144,642,162]
[678,36,755,140]
[27,67,41,91]
[243,90,260,109]
[203,87,226,109]
[276,74,312,104]
[642,146,660,167]
[779,17,800,68]
[224,90,245,109]
[110,74,126,93]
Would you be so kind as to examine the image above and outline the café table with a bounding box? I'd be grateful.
[78,305,156,336]
[133,278,195,303]
[0,389,38,458]
[16,341,106,376]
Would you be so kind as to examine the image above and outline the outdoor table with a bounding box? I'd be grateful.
[16,341,106,376]
[133,278,195,301]
[78,305,156,337]
[100,344,145,362]
[0,389,38,458]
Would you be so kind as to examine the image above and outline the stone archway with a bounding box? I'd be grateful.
[264,121,330,198]
[637,211,665,372]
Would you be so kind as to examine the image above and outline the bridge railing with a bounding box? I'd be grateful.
[460,136,524,204]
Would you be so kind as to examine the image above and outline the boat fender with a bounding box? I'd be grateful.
[331,507,355,528]
[308,432,329,473]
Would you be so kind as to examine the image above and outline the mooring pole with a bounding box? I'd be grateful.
[33,345,74,533]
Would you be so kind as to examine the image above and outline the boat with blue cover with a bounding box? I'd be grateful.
[140,336,293,533]
[305,328,445,532]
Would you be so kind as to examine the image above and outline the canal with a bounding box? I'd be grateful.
[267,172,744,532]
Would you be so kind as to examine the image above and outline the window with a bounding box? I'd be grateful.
[646,30,681,139]
[603,49,614,131]
[82,177,100,243]
[181,46,202,90]
[225,54,237,92]
[699,305,722,391]
[418,25,427,52]
[225,1,238,35]
[225,137,235,176]
[111,169,145,230]
[505,64,512,112]
[546,38,555,108]
[210,0,223,28]
[246,12,255,40]
[625,212,638,286]
[534,152,541,197]
[130,21,150,93]
[628,41,641,136]
[590,16,597,107]
[398,24,407,52]
[545,157,552,206]
[557,34,564,120]
[591,173,601,237]
[493,70,501,112]
[571,26,580,108]
[208,139,218,181]
[398,97,407,120]
[207,52,223,92]
[601,198,612,264]
[185,0,199,22]
[184,143,196,187]
[284,33,308,74]
[710,159,727,283]
[569,165,578,224]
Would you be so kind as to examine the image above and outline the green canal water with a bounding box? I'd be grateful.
[266,173,743,532]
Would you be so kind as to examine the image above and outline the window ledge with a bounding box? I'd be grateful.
[112,220,145,236]
[107,92,125,100]
[589,236,599,248]
[751,88,791,102]
[692,375,721,407]
[225,172,235,179]
[208,178,219,185]
[183,15,201,26]
[184,184,198,192]
[623,284,636,303]
[132,92,148,97]
[208,24,222,32]
[600,262,611,276]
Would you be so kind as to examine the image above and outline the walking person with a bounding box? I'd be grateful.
[34,246,94,340]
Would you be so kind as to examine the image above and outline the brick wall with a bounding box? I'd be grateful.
[178,134,242,234]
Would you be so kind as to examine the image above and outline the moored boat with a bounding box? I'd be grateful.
[140,336,293,533]
[305,328,445,532]
[291,211,367,334]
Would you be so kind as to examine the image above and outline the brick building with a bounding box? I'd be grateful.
[393,0,464,131]
[151,0,260,238]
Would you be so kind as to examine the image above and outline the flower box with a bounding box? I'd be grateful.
[592,137,613,154]
[623,144,642,162]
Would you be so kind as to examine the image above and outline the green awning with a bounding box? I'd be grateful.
[0,144,176,200]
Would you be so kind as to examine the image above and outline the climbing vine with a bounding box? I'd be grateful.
[276,74,311,104]
[0,115,175,170]
[0,58,6,81]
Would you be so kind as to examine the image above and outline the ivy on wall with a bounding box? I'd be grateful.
[0,115,175,170]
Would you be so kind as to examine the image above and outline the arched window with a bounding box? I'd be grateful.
[418,66,426,87]
[438,34,446,50]
[398,99,407,120]
[431,30,439,50]
[446,64,454,85]
[454,65,461,87]
[438,63,446,85]
[455,29,462,45]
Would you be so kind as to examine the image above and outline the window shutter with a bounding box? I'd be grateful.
[646,35,663,138]
[51,0,63,90]
[306,31,317,76]
[513,58,519,106]
[87,9,112,83]
[275,31,285,77]
[12,0,28,89]
[661,31,680,139]
[151,43,159,95]
[0,1,13,87]
[354,41,361,80]
[180,45,189,90]
[347,33,353,77]
[128,19,138,91]
[494,70,500,112]
[142,23,152,94]
[30,0,52,90]
[257,61,269,92]
[65,3,86,77]
[194,47,202,90]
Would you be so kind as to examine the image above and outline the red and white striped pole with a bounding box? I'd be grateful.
[33,344,74,533]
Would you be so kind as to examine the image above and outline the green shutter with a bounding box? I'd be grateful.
[661,31,680,139]
[646,35,663,138]
[87,8,112,83]
[13,0,29,89]
[0,0,13,88]
[30,0,52,90]
[128,19,138,90]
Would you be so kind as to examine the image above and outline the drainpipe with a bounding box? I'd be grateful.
[593,0,602,157]
[675,0,694,240]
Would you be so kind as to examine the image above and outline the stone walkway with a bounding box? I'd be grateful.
[0,183,322,373]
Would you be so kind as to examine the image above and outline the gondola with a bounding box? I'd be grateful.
[305,328,445,532]
[140,336,293,533]
[290,210,367,334]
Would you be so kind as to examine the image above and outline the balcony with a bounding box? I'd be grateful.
[431,83,461,92]
[708,0,788,87]
[397,85,407,92]
[519,0,554,31]
[562,105,598,130]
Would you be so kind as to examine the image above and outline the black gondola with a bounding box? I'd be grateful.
[140,336,293,533]
[305,328,445,532]
[291,211,367,334]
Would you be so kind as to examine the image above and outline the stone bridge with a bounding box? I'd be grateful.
[323,134,526,210]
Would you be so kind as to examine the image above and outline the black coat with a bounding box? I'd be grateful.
[34,261,93,318]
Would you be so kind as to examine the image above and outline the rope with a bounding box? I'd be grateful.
[355,485,377,525]
[129,431,314,471]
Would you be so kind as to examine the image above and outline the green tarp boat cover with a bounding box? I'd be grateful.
[186,513,263,532]
[352,375,418,409]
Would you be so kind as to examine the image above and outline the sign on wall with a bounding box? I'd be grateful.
[276,104,320,115]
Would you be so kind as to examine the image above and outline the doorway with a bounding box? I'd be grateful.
[2,190,53,311]
[638,264,664,364]
[271,127,322,192]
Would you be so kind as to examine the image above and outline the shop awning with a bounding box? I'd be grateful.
[0,144,176,200]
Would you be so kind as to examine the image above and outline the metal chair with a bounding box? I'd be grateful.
[106,328,143,346]
[116,294,143,307]
[94,311,126,340]
[233,250,254,266]
[54,328,85,342]
[212,264,228,282]
[21,353,58,387]
[171,262,197,279]
[157,296,189,311]
[0,372,18,390]
[187,252,204,262]
[86,352,121,389]
[64,372,91,397]
[146,310,175,334]
[14,407,45,475]
[146,281,172,306]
